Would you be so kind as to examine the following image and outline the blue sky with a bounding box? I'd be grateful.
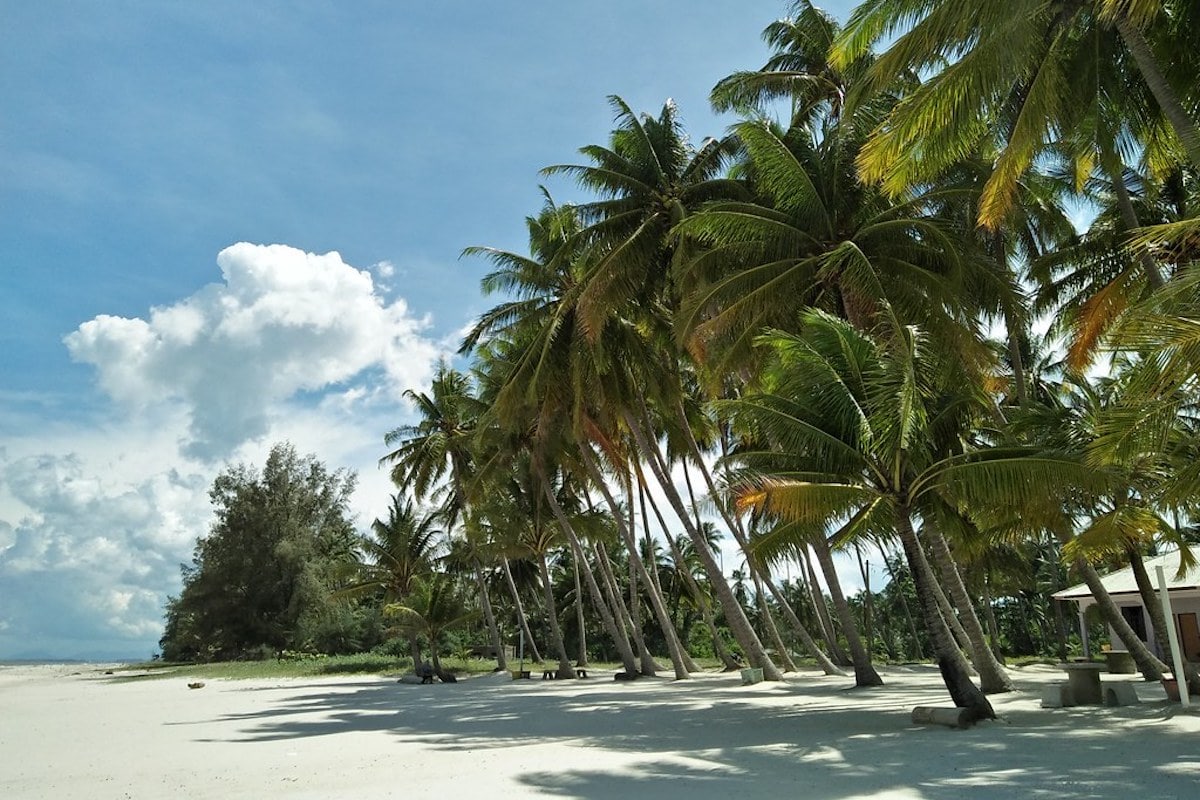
[0,0,857,659]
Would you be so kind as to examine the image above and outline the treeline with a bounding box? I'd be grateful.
[164,0,1200,718]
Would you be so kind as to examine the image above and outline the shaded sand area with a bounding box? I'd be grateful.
[1,663,1197,799]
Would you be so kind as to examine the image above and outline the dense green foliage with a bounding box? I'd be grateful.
[160,443,376,661]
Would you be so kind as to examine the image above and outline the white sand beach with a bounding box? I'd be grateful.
[1,663,1196,799]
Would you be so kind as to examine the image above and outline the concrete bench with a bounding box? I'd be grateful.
[1104,682,1139,707]
[575,667,588,678]
[542,669,556,680]
[1040,682,1074,708]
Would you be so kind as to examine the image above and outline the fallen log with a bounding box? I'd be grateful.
[911,706,974,729]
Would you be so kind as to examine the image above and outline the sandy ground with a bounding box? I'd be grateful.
[1,662,1197,799]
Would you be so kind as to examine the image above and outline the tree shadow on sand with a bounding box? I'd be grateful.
[183,667,1197,800]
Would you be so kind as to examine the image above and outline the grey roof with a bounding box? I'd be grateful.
[1053,546,1200,601]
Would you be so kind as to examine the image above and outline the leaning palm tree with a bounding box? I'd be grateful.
[722,308,1103,716]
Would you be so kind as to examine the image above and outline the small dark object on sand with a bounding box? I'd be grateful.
[187,682,206,689]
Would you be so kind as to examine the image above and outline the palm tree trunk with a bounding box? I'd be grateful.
[1124,545,1200,692]
[594,541,648,675]
[660,526,742,671]
[472,562,507,670]
[883,549,925,659]
[980,574,1004,662]
[408,635,423,670]
[923,525,1012,692]
[501,557,543,664]
[996,234,1029,404]
[754,572,798,672]
[625,570,658,676]
[762,573,847,676]
[928,559,974,658]
[1114,16,1200,171]
[896,505,994,721]
[624,407,783,680]
[1073,555,1166,681]
[538,482,638,674]
[635,468,699,673]
[536,552,574,677]
[1107,158,1167,290]
[580,448,690,678]
[805,548,850,664]
[572,549,588,666]
[810,534,884,686]
[854,544,875,657]
[585,543,639,674]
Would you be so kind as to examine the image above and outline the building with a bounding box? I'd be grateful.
[1053,547,1200,662]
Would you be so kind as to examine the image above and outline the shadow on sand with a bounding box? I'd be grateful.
[181,667,1196,799]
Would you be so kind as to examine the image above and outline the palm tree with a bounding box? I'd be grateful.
[389,575,478,680]
[722,308,1101,715]
[335,494,442,664]
[835,0,1200,226]
[674,115,996,379]
[380,362,506,669]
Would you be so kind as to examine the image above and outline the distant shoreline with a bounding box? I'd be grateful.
[0,659,131,668]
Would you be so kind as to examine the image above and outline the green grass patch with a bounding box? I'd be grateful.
[103,652,531,681]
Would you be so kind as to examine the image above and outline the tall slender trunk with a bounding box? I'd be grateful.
[501,557,543,664]
[1115,16,1200,171]
[754,571,798,672]
[883,549,925,659]
[659,526,742,671]
[980,574,1004,662]
[408,635,423,670]
[642,465,740,671]
[572,550,588,666]
[762,574,847,675]
[854,544,874,657]
[624,407,783,680]
[928,557,974,658]
[473,562,507,670]
[668,396,803,677]
[538,481,637,673]
[924,525,1012,692]
[626,570,657,676]
[1108,160,1167,290]
[1127,543,1170,657]
[897,505,994,721]
[996,234,1028,404]
[636,470,699,673]
[536,552,575,677]
[588,542,640,675]
[811,534,884,686]
[581,447,690,678]
[806,548,850,664]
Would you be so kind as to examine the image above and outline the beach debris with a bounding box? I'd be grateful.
[187,682,206,690]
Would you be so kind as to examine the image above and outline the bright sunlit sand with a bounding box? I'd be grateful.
[2,663,1196,799]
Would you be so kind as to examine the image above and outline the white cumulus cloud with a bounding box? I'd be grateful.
[65,243,440,460]
[0,242,447,659]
